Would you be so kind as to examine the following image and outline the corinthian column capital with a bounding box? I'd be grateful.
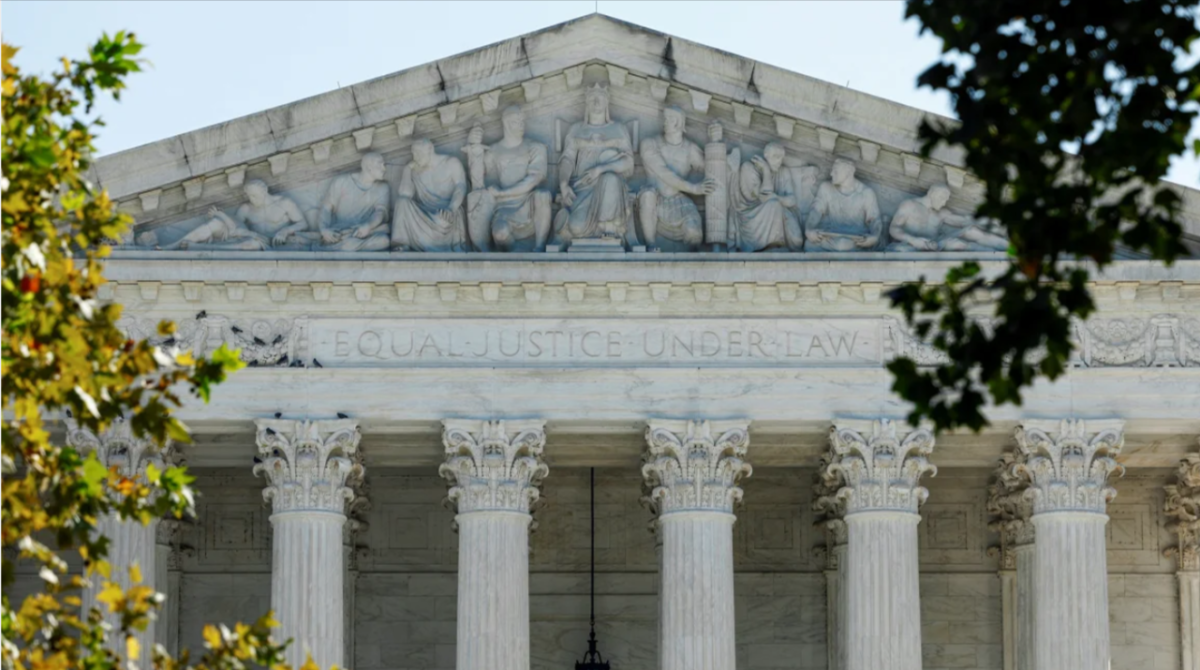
[987,453,1035,570]
[1013,419,1125,515]
[253,418,362,515]
[813,453,849,560]
[1165,451,1200,571]
[827,418,936,515]
[642,419,751,516]
[66,416,173,478]
[440,419,548,515]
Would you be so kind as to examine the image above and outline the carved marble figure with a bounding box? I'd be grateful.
[553,84,635,243]
[637,106,715,250]
[158,180,312,251]
[316,152,392,252]
[728,142,810,252]
[805,158,883,252]
[392,139,469,252]
[463,106,552,252]
[887,184,1008,252]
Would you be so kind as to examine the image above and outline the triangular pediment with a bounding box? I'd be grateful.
[97,14,1200,250]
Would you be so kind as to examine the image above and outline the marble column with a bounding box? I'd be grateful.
[254,418,363,670]
[1165,451,1200,670]
[642,419,751,670]
[154,520,184,657]
[67,418,171,669]
[987,453,1036,670]
[440,419,548,670]
[813,455,848,670]
[1014,419,1125,670]
[825,418,935,670]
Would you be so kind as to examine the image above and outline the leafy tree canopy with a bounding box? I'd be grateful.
[1,32,305,670]
[892,0,1200,431]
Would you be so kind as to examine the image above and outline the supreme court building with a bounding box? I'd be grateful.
[34,14,1200,670]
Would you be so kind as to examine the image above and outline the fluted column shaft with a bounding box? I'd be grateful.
[255,418,362,670]
[1031,512,1110,669]
[84,514,158,668]
[643,419,751,670]
[659,511,737,670]
[823,543,848,670]
[844,511,922,670]
[271,511,346,668]
[1166,452,1200,670]
[1013,543,1036,670]
[68,418,170,668]
[456,512,531,670]
[824,418,935,670]
[1182,572,1200,670]
[1015,419,1124,670]
[441,419,547,670]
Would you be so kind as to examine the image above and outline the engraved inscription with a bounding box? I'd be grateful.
[309,318,881,367]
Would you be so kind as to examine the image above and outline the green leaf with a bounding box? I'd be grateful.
[81,453,107,496]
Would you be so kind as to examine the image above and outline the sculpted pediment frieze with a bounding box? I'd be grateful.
[115,61,1003,257]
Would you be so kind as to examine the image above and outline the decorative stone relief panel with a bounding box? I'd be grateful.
[733,469,816,571]
[917,469,994,572]
[183,469,273,571]
[888,313,1200,369]
[356,473,457,572]
[117,314,305,367]
[1105,473,1175,573]
[121,63,1014,257]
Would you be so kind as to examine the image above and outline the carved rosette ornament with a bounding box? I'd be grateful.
[826,418,936,514]
[1012,419,1125,515]
[439,419,548,515]
[641,419,752,516]
[253,419,363,515]
[66,415,173,478]
[1165,453,1200,571]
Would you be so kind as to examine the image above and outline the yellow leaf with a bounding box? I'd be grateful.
[126,636,140,661]
[129,563,142,584]
[299,654,320,670]
[96,581,123,609]
[202,624,221,649]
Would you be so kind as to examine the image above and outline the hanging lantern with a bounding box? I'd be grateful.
[575,467,610,670]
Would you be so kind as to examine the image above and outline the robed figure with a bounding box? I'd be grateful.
[553,84,636,244]
[391,139,470,252]
[728,142,813,252]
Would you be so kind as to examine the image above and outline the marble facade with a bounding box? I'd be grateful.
[28,13,1200,670]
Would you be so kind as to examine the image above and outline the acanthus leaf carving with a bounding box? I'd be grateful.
[813,451,848,567]
[825,418,936,514]
[641,419,751,516]
[439,419,548,515]
[253,418,362,515]
[1165,451,1200,571]
[1012,419,1125,515]
[986,452,1035,570]
[66,415,175,481]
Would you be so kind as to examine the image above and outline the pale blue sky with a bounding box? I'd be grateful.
[4,0,1198,186]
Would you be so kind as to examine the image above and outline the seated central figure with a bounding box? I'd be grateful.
[554,84,635,244]
[805,158,882,252]
[638,106,714,251]
[392,139,469,252]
